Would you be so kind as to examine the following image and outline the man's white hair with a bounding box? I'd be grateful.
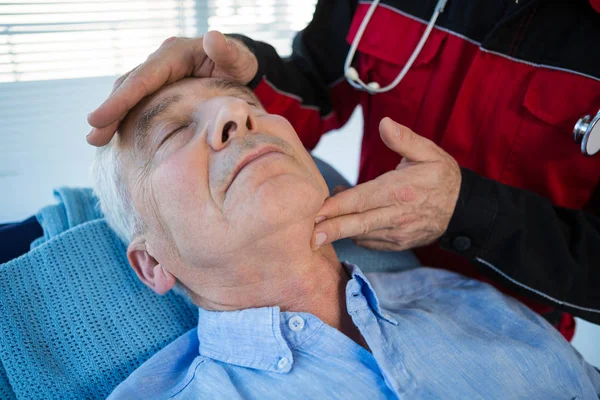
[91,134,191,303]
[92,135,144,244]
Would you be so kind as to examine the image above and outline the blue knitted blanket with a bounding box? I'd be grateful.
[0,188,197,399]
[0,159,418,399]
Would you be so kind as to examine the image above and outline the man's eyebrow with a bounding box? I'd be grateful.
[207,78,260,106]
[134,94,183,152]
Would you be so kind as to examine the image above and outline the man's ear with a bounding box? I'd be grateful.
[127,237,176,295]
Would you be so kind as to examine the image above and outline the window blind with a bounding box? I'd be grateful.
[0,0,317,83]
[0,0,197,83]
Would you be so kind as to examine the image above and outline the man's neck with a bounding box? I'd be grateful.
[188,222,367,349]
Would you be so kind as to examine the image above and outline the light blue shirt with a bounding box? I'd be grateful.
[109,263,600,399]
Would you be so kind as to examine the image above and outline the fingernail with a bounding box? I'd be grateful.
[315,216,326,224]
[315,232,327,248]
[86,129,93,138]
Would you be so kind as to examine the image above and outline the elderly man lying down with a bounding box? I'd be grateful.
[95,78,600,400]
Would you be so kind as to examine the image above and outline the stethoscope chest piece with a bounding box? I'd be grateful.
[573,109,600,156]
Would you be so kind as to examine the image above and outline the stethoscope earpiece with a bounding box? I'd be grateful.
[344,67,359,82]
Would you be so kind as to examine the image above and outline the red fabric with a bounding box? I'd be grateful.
[256,4,600,340]
[590,0,600,14]
[254,77,361,150]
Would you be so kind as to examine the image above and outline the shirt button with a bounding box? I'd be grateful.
[452,235,472,252]
[277,357,289,369]
[288,315,305,332]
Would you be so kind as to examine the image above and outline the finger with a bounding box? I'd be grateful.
[86,120,121,146]
[111,70,131,94]
[353,227,397,242]
[354,238,404,251]
[311,206,396,249]
[88,37,203,130]
[203,31,241,72]
[316,178,391,220]
[88,68,165,128]
[194,51,214,78]
[85,67,134,143]
[379,117,439,162]
[332,185,347,195]
[85,64,140,145]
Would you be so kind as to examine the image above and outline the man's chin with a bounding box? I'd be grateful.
[225,173,324,226]
[224,155,300,204]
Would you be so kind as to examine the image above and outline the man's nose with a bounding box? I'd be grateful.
[208,99,256,151]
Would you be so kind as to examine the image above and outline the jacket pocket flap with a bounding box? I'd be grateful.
[523,68,600,133]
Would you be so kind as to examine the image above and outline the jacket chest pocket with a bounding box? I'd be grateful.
[507,68,600,207]
[346,3,446,130]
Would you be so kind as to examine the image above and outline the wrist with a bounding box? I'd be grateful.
[439,168,499,258]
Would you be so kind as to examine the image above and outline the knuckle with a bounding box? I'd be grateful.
[389,231,406,243]
[358,219,370,236]
[161,36,178,47]
[390,212,405,227]
[321,221,340,242]
[332,223,343,241]
[354,193,368,212]
[374,212,387,229]
[126,73,150,96]
[405,128,417,146]
[392,184,417,203]
[112,74,127,90]
[420,135,435,148]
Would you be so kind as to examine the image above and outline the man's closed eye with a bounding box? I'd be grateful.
[158,123,191,148]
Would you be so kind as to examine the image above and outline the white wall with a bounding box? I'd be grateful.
[0,77,115,222]
[0,80,598,368]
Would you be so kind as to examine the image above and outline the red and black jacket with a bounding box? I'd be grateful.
[233,0,600,332]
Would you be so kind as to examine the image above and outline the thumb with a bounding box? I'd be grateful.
[203,31,240,67]
[379,117,438,162]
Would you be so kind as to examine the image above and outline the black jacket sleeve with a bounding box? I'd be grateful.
[440,168,600,324]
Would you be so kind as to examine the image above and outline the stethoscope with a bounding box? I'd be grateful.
[343,0,448,94]
[574,109,600,156]
[343,0,600,156]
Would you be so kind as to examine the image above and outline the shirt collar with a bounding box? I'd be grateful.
[196,262,395,373]
[197,306,294,373]
[344,262,398,325]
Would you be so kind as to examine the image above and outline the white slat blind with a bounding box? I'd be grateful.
[0,0,197,83]
[0,0,316,83]
[0,0,317,222]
